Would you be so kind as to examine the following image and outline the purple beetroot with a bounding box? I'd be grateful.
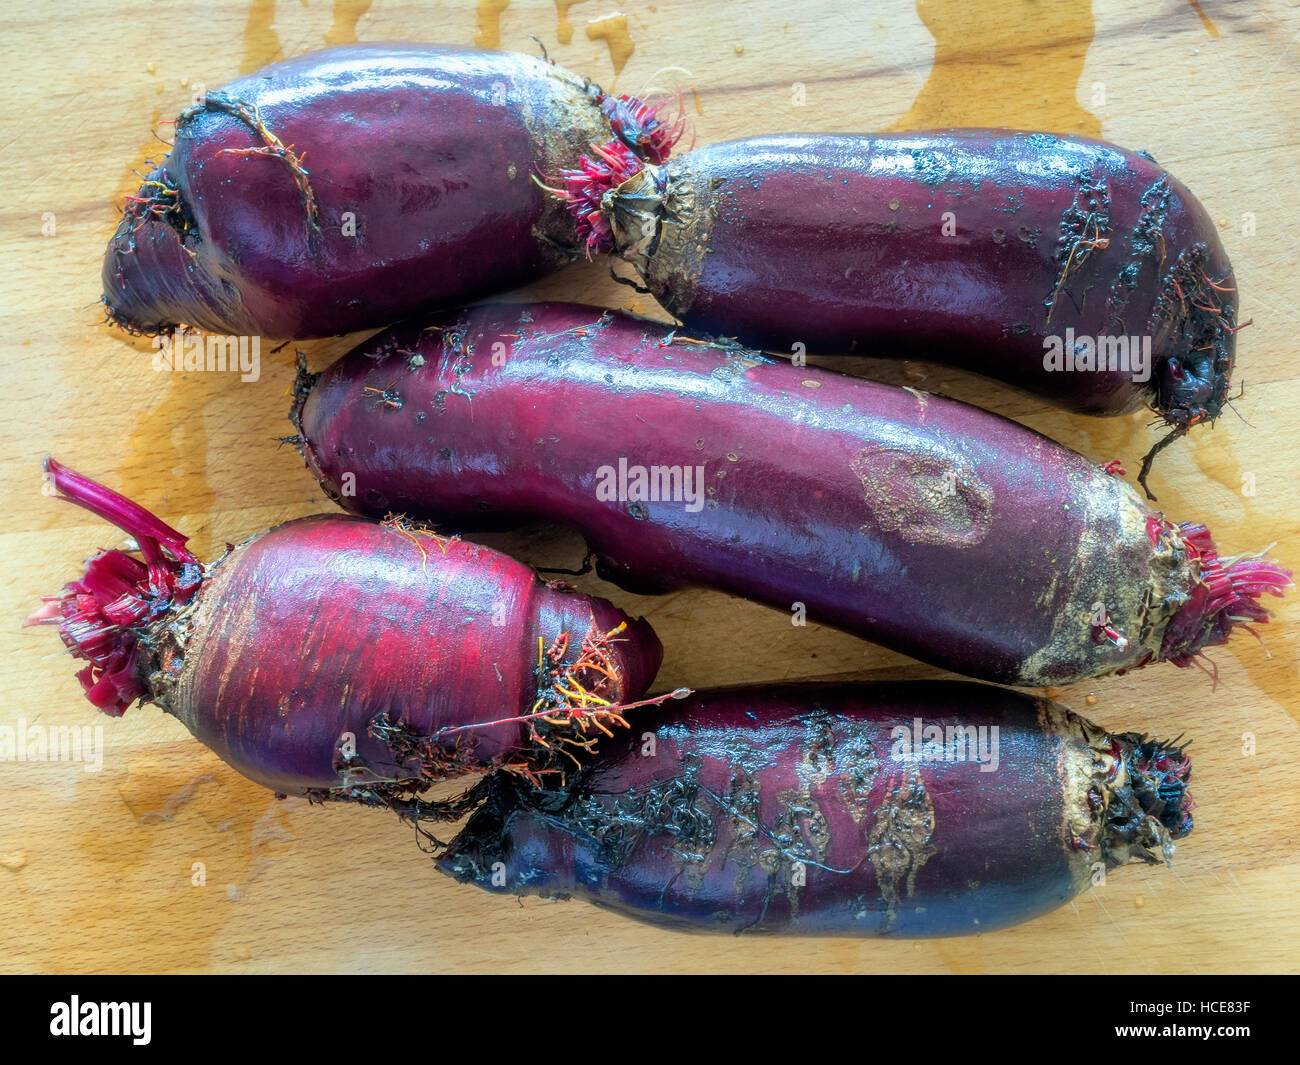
[103,44,682,339]
[294,302,1289,689]
[439,682,1194,937]
[32,459,663,805]
[551,132,1242,490]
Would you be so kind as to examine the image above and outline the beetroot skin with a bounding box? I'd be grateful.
[32,460,662,803]
[295,302,1289,689]
[554,132,1241,482]
[439,682,1194,937]
[103,44,682,339]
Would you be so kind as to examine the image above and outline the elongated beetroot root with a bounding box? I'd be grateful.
[103,44,683,339]
[31,460,662,806]
[438,682,1194,937]
[294,303,1289,688]
[550,132,1241,489]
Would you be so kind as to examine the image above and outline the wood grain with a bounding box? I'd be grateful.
[1,0,1297,974]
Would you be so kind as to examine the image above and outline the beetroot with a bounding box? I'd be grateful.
[550,132,1242,489]
[102,44,682,339]
[294,302,1289,688]
[32,460,663,806]
[438,682,1194,937]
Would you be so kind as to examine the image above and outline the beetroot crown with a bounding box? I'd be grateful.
[1160,522,1290,668]
[540,139,647,258]
[601,93,687,166]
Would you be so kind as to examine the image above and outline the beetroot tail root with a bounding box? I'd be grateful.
[438,682,1195,937]
[31,459,664,813]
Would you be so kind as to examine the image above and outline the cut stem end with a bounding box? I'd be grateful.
[36,459,202,716]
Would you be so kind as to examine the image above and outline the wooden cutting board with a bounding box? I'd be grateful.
[1,0,1297,974]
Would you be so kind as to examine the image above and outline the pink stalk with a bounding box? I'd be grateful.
[29,458,203,716]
